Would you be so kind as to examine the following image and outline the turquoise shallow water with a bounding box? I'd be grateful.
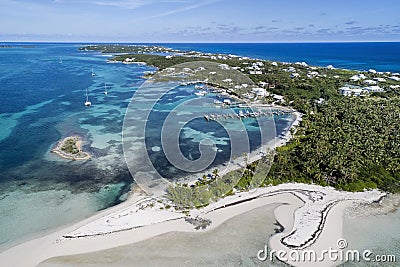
[2,43,399,266]
[0,44,293,248]
[40,204,285,267]
[342,208,400,267]
[0,44,148,248]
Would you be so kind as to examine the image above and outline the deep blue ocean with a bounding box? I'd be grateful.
[0,42,398,248]
[163,42,400,73]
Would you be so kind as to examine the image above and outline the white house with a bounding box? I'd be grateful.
[249,70,262,75]
[219,64,229,70]
[389,76,400,81]
[295,62,308,67]
[243,93,255,99]
[373,77,386,82]
[363,79,377,85]
[339,87,363,96]
[350,74,367,82]
[363,86,384,93]
[339,87,353,96]
[349,75,360,82]
[351,88,364,96]
[273,94,285,102]
[307,71,319,78]
[251,88,269,97]
[223,99,232,105]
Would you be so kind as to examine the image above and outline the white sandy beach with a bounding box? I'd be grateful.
[180,108,302,186]
[0,183,384,267]
[0,106,385,267]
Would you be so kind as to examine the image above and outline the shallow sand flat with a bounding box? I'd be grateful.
[39,204,282,267]
[0,187,117,252]
[0,192,299,267]
[270,201,351,267]
[0,184,383,267]
[341,199,400,267]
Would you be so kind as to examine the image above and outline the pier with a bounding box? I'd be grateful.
[203,109,292,121]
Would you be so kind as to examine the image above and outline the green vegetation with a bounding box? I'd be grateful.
[166,171,236,209]
[112,53,357,102]
[166,156,274,209]
[79,44,174,54]
[115,53,213,69]
[80,45,400,203]
[267,97,400,192]
[60,138,80,154]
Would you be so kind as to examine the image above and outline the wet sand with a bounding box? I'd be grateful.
[39,204,281,267]
[341,195,400,267]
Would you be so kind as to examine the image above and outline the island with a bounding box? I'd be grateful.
[51,136,90,160]
[102,44,400,193]
[1,44,398,267]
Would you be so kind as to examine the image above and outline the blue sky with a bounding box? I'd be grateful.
[1,0,400,42]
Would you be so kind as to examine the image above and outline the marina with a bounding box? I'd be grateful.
[203,108,293,121]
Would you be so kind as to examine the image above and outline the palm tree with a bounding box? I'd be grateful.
[242,152,249,167]
[212,168,219,178]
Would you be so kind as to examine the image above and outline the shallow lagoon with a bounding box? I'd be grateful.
[40,204,286,267]
[0,44,294,248]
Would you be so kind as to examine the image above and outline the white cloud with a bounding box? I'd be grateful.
[149,0,218,18]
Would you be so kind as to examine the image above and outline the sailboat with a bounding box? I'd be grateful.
[91,68,95,76]
[84,88,92,107]
[59,58,62,64]
[104,83,108,95]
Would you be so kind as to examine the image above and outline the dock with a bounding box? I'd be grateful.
[203,109,292,121]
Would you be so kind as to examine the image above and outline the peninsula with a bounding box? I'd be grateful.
[101,44,400,193]
[0,44,398,267]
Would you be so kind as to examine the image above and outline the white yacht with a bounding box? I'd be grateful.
[195,90,207,96]
[84,88,92,107]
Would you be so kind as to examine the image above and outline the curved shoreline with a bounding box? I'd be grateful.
[50,136,90,161]
[0,184,384,267]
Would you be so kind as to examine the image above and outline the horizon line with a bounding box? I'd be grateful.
[2,40,400,44]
